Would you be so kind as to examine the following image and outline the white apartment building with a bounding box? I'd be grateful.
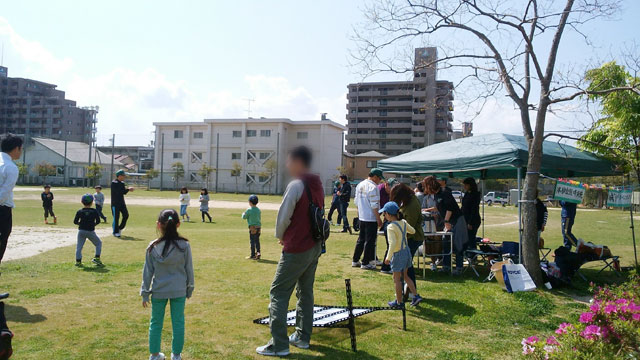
[152,118,346,194]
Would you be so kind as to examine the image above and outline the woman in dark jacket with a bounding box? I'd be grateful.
[390,183,424,293]
[461,177,482,250]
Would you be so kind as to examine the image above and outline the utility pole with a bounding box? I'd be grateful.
[109,134,115,182]
[63,140,68,186]
[160,133,165,191]
[244,98,255,118]
[214,132,220,193]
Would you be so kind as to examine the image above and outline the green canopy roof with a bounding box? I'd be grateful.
[378,133,619,179]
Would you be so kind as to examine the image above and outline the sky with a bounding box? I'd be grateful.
[0,1,638,146]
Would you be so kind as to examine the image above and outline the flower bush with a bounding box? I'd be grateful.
[521,275,640,359]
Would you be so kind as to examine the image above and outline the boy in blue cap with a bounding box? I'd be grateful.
[242,195,262,260]
[74,194,103,267]
[380,201,423,308]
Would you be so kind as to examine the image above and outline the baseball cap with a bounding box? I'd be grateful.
[369,168,385,179]
[386,177,399,187]
[379,201,400,215]
[81,194,94,205]
[115,169,126,177]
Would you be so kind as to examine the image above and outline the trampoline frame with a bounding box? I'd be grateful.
[253,279,406,352]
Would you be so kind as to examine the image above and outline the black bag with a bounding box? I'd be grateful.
[304,181,330,243]
[352,217,360,232]
[0,302,12,360]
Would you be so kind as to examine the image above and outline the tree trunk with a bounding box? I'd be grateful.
[521,107,549,287]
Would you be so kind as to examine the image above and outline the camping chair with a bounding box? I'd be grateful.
[501,241,520,264]
[576,256,622,281]
[463,238,501,278]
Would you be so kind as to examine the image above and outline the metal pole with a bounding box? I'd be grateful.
[481,178,485,238]
[275,132,280,193]
[109,134,115,182]
[517,167,522,264]
[628,174,638,268]
[63,140,67,186]
[215,132,219,193]
[160,133,165,191]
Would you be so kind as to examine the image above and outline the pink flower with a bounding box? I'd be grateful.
[633,313,640,321]
[615,298,629,306]
[522,344,535,355]
[590,303,600,313]
[522,336,539,345]
[579,312,595,323]
[546,336,559,345]
[556,322,573,335]
[604,304,618,315]
[581,325,603,340]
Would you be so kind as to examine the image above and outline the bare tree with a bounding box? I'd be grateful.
[353,0,639,285]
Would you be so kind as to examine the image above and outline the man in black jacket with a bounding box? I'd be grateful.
[337,174,352,234]
[111,170,134,237]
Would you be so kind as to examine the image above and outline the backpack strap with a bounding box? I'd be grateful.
[303,180,313,205]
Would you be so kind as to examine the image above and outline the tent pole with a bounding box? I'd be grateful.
[628,174,638,268]
[517,167,522,264]
[481,179,485,238]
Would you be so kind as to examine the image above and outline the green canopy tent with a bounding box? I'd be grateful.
[378,133,621,263]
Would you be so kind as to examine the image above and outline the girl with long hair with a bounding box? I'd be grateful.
[141,209,195,360]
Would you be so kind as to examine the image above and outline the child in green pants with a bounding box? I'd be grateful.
[141,209,195,360]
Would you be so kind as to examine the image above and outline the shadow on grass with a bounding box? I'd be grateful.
[412,298,476,324]
[288,344,382,359]
[257,259,279,265]
[81,266,110,273]
[116,235,143,241]
[5,304,46,323]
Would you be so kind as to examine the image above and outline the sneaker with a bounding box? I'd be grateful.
[340,229,348,233]
[411,294,424,307]
[348,227,353,235]
[255,253,261,260]
[114,232,121,238]
[53,217,57,224]
[75,261,82,267]
[92,258,104,267]
[246,256,256,260]
[430,263,437,271]
[388,300,405,308]
[351,262,361,268]
[380,269,393,275]
[289,332,310,349]
[360,264,376,270]
[44,219,48,224]
[171,354,181,360]
[149,353,166,360]
[256,343,290,357]
[374,260,383,266]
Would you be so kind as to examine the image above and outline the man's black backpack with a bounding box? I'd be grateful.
[303,181,330,244]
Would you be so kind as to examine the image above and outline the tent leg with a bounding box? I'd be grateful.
[517,167,522,264]
[481,179,485,238]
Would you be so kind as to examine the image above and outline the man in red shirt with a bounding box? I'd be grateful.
[257,146,324,357]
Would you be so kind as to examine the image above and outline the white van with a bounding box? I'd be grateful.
[484,191,509,206]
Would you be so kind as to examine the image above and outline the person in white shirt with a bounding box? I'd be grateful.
[0,135,22,264]
[352,168,384,270]
[179,187,191,222]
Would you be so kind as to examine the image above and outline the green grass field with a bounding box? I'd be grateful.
[3,186,638,359]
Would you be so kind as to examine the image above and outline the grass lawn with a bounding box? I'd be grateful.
[3,186,638,359]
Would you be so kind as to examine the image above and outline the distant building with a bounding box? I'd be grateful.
[0,66,98,144]
[97,145,155,172]
[153,117,345,193]
[346,47,454,156]
[342,150,389,180]
[22,137,123,186]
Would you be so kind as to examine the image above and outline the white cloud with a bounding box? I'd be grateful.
[0,17,73,76]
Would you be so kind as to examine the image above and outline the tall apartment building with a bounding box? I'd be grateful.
[345,47,454,156]
[153,117,345,194]
[0,66,98,144]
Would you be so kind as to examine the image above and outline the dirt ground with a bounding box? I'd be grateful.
[13,193,282,211]
[5,226,112,261]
